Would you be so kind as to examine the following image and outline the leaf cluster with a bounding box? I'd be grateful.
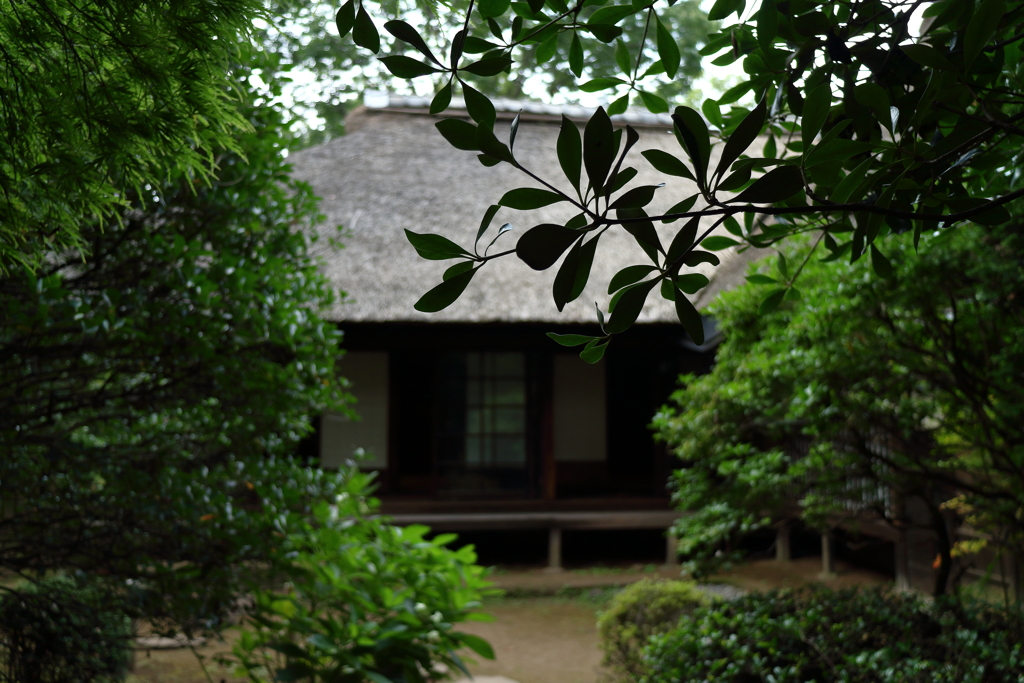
[0,0,265,271]
[339,0,1024,353]
[643,586,1024,683]
[221,496,496,683]
[0,575,132,683]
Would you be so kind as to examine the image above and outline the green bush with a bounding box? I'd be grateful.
[598,579,710,681]
[221,474,497,683]
[0,575,132,683]
[643,586,1024,683]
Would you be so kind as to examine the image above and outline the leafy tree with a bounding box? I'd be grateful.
[337,0,1024,359]
[0,54,352,632]
[651,224,1024,596]
[0,0,270,271]
[2,39,497,678]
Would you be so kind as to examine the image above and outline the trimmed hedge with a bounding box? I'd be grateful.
[0,575,131,683]
[598,579,710,681]
[642,586,1024,683]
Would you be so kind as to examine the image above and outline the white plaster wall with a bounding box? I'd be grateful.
[553,356,607,462]
[321,351,389,469]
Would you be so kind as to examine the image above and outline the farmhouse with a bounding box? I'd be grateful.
[286,91,754,569]
[286,92,1014,596]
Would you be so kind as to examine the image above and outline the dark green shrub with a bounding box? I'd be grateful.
[598,579,710,681]
[0,575,132,683]
[220,487,496,683]
[643,586,1024,683]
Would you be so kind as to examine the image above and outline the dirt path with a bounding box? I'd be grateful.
[457,597,606,683]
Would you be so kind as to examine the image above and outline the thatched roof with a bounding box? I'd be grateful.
[289,92,762,324]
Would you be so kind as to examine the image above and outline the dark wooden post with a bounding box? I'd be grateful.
[776,520,792,562]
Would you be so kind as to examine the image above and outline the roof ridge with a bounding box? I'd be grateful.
[363,89,674,127]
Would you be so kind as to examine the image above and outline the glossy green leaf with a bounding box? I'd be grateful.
[606,279,659,333]
[964,0,1005,69]
[443,261,476,280]
[558,116,583,191]
[731,166,804,204]
[683,250,720,267]
[618,208,663,262]
[463,85,496,129]
[584,107,616,192]
[536,33,559,63]
[547,332,597,347]
[516,224,581,270]
[717,98,767,181]
[430,83,453,114]
[499,187,565,210]
[570,236,599,302]
[609,265,658,293]
[580,340,609,363]
[608,167,638,194]
[589,4,636,25]
[463,36,500,54]
[584,23,624,43]
[638,90,669,113]
[707,0,743,20]
[777,251,788,280]
[718,166,751,192]
[580,77,628,92]
[553,237,584,310]
[641,149,696,181]
[702,99,724,128]
[336,0,356,39]
[804,139,875,169]
[676,272,710,294]
[663,195,699,222]
[854,83,892,132]
[509,112,521,151]
[353,5,380,53]
[569,32,583,76]
[674,291,705,344]
[757,287,787,315]
[610,185,661,209]
[462,55,513,76]
[384,20,441,65]
[478,0,512,18]
[900,43,952,70]
[830,157,872,204]
[476,127,514,162]
[435,119,479,151]
[414,267,477,312]
[745,273,777,284]
[870,244,895,280]
[608,94,630,116]
[475,204,501,250]
[615,39,632,76]
[459,633,496,660]
[667,216,699,262]
[661,278,678,301]
[656,16,681,79]
[379,56,441,79]
[757,0,778,52]
[671,106,710,185]
[405,230,471,260]
[801,83,831,148]
[702,235,740,251]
